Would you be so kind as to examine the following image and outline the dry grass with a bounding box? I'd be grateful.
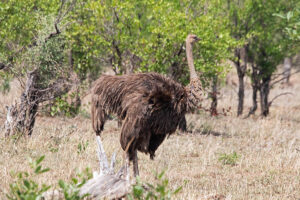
[1,72,300,199]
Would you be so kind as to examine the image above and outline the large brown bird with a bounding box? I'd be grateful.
[91,34,202,176]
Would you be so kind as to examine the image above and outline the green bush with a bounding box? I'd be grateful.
[128,171,183,200]
[58,168,92,200]
[0,74,11,94]
[6,156,50,200]
[77,140,89,154]
[50,93,79,117]
[218,151,240,166]
[6,155,91,200]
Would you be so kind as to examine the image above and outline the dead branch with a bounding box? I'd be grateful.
[79,136,130,199]
[43,136,131,200]
[4,70,71,136]
[79,174,129,199]
[268,92,293,107]
[45,0,77,42]
[270,69,300,87]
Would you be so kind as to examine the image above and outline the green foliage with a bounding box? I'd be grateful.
[58,168,92,200]
[201,123,214,135]
[128,171,183,200]
[21,14,70,89]
[68,0,235,85]
[50,94,79,117]
[274,6,300,42]
[218,151,240,166]
[0,0,60,66]
[77,140,89,154]
[6,155,92,200]
[0,72,11,94]
[2,0,299,118]
[228,0,299,73]
[6,156,50,200]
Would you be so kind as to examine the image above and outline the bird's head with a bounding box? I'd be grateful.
[186,34,200,44]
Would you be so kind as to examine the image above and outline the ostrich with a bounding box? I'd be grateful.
[91,34,202,177]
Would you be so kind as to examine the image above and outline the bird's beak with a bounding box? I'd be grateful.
[195,37,201,41]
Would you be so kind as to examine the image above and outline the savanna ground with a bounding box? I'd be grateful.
[0,70,300,200]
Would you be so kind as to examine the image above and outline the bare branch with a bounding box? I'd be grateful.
[268,92,293,107]
[96,136,110,175]
[270,69,300,87]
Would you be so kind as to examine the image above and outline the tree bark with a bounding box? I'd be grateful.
[248,64,259,116]
[283,57,292,84]
[4,70,39,136]
[4,70,70,136]
[248,85,258,116]
[237,70,245,116]
[210,75,218,116]
[260,76,271,116]
[234,46,248,116]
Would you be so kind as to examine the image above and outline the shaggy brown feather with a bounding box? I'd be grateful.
[92,72,188,159]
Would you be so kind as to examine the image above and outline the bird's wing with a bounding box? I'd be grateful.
[120,93,152,152]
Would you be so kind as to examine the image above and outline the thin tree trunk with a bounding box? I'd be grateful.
[234,46,248,116]
[4,70,39,136]
[237,71,245,116]
[248,85,258,116]
[260,76,271,116]
[210,75,218,116]
[248,64,259,116]
[283,57,292,84]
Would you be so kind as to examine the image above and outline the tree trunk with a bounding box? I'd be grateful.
[234,46,248,116]
[283,57,292,84]
[237,71,245,116]
[248,86,258,116]
[4,71,70,136]
[210,75,218,116]
[260,76,271,116]
[4,70,39,136]
[248,64,259,116]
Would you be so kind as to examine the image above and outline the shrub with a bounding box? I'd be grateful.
[6,155,91,200]
[6,155,50,200]
[128,171,183,200]
[218,151,240,166]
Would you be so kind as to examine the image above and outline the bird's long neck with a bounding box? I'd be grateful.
[185,38,202,113]
[186,41,197,80]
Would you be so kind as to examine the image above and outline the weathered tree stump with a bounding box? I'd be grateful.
[4,70,39,136]
[43,136,131,200]
[78,136,130,199]
[4,70,69,136]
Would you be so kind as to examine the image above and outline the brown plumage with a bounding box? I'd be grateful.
[91,34,202,176]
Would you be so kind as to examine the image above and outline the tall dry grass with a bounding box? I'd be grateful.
[0,71,300,199]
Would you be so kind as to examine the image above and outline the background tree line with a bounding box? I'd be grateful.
[0,0,299,135]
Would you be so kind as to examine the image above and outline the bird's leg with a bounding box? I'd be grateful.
[133,150,139,177]
[125,152,130,182]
